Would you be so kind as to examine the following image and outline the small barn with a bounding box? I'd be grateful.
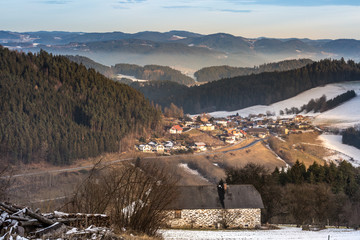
[165,184,263,229]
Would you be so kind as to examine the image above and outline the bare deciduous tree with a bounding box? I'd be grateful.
[67,160,178,236]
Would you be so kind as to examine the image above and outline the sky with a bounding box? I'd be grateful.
[1,0,360,39]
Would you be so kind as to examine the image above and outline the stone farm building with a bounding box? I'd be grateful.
[165,184,263,229]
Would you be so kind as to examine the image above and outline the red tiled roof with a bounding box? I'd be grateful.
[171,125,183,131]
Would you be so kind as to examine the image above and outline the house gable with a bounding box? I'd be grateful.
[165,185,263,229]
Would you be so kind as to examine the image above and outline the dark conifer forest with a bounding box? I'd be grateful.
[226,161,360,227]
[342,127,360,149]
[0,47,161,165]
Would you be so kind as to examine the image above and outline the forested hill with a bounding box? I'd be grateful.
[194,59,314,83]
[112,63,195,85]
[64,56,195,86]
[0,47,161,165]
[65,55,113,78]
[140,59,360,114]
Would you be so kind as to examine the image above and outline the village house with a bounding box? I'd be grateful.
[276,126,289,135]
[215,119,228,127]
[223,134,236,144]
[169,125,183,134]
[200,124,215,131]
[154,144,164,153]
[226,129,244,140]
[138,144,152,152]
[193,142,207,152]
[246,128,269,138]
[165,184,263,229]
[164,141,174,150]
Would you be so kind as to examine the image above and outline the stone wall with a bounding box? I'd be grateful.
[165,208,261,229]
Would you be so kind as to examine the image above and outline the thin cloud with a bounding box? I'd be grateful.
[163,6,198,9]
[40,0,71,4]
[117,0,146,4]
[249,0,360,6]
[162,5,212,10]
[220,9,251,13]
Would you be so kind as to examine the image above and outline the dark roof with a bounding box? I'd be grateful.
[167,185,264,210]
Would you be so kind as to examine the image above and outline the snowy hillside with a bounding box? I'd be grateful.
[319,134,360,167]
[209,81,360,129]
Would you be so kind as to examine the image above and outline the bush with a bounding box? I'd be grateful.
[67,160,178,236]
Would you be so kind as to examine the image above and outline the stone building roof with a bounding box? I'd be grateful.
[167,184,264,210]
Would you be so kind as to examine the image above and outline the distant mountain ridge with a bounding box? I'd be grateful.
[2,30,360,70]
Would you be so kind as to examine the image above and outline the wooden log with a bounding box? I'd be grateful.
[20,220,42,227]
[0,205,13,214]
[25,208,55,226]
[8,215,30,221]
[34,222,66,238]
[0,202,19,213]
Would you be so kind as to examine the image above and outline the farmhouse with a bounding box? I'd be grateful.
[165,184,263,229]
[246,128,269,138]
[169,125,183,134]
[193,142,207,152]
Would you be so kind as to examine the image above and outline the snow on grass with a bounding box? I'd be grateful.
[313,83,360,129]
[209,81,360,129]
[264,143,290,169]
[116,74,148,82]
[178,163,209,183]
[318,134,360,167]
[160,227,360,240]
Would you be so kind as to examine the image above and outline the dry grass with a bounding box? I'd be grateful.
[185,129,225,147]
[218,141,287,171]
[214,138,255,152]
[9,132,332,210]
[268,132,327,167]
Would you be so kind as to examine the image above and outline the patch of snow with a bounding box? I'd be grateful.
[318,134,360,167]
[171,35,187,40]
[53,211,69,217]
[160,227,360,240]
[276,136,286,142]
[178,163,209,182]
[208,81,360,130]
[116,74,148,82]
[66,227,78,235]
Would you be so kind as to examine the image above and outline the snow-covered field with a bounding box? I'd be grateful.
[318,134,360,167]
[116,74,148,82]
[209,81,360,129]
[160,227,360,240]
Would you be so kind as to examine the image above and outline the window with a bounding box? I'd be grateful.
[175,210,181,218]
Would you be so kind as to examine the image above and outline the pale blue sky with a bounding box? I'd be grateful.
[1,0,360,39]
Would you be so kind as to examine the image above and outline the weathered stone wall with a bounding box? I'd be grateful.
[165,208,261,229]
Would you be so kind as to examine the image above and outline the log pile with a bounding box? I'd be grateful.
[0,202,118,240]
